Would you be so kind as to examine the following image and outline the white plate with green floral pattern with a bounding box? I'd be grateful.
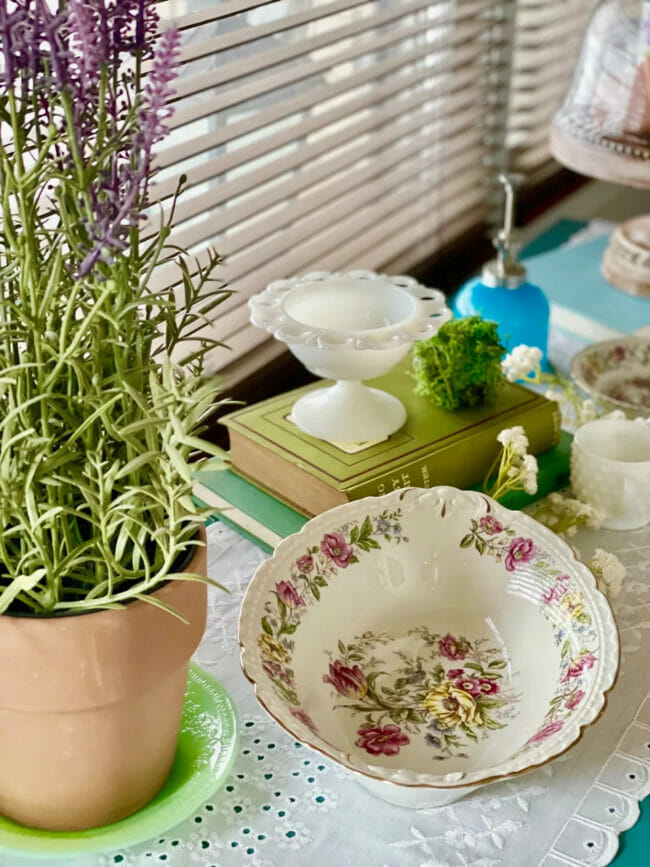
[239,487,619,808]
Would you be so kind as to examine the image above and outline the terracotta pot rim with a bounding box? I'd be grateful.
[1,523,206,621]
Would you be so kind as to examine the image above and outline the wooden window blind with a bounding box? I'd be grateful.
[154,1,516,377]
[506,0,599,186]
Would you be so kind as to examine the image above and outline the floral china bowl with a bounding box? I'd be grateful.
[571,336,650,416]
[239,487,619,809]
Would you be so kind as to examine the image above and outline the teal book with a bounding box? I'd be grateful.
[524,233,649,338]
[193,432,572,554]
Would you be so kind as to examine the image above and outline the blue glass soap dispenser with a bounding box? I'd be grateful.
[451,173,550,367]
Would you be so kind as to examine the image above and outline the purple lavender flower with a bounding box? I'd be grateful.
[39,1,72,91]
[68,0,104,81]
[0,2,19,85]
[0,1,40,85]
[135,0,159,55]
[0,1,180,279]
[138,27,180,150]
[78,25,180,277]
[110,0,159,57]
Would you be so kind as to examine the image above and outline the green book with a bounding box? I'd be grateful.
[194,433,572,554]
[220,355,562,517]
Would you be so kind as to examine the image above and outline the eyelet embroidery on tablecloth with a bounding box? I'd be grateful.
[542,692,650,866]
[539,529,650,867]
[102,714,342,867]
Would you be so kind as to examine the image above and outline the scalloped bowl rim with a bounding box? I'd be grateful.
[239,487,619,790]
[247,270,449,348]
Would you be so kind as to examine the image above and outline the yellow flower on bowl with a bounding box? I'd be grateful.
[560,591,584,619]
[258,633,289,663]
[423,681,483,728]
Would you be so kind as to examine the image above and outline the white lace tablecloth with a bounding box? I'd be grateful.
[15,515,642,867]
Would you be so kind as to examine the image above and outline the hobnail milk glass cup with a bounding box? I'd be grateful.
[571,417,650,530]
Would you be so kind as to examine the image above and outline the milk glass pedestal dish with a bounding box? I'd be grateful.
[248,271,450,442]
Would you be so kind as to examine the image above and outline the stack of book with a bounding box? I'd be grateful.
[193,355,570,552]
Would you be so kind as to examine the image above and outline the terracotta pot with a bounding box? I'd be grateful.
[0,526,207,831]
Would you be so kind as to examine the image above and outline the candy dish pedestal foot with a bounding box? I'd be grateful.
[290,380,406,442]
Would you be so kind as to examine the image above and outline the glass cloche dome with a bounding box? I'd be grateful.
[551,0,650,188]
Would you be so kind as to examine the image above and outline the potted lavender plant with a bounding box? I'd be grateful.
[0,1,227,831]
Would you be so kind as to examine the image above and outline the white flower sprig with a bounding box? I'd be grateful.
[501,345,543,383]
[588,549,626,599]
[532,492,605,539]
[531,496,626,600]
[501,344,625,429]
[484,425,538,500]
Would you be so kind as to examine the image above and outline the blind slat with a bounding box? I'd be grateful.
[343,189,483,273]
[170,0,278,31]
[213,105,485,260]
[221,137,485,295]
[160,53,488,222]
[156,96,482,290]
[160,41,437,176]
[169,4,490,125]
[157,22,496,189]
[177,0,369,65]
[380,208,479,277]
[163,79,487,242]
[507,0,597,179]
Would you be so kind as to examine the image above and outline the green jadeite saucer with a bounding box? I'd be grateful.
[0,663,238,859]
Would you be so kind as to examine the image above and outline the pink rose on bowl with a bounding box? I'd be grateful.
[323,660,367,698]
[296,554,314,573]
[562,652,597,683]
[320,532,354,568]
[565,689,585,710]
[543,575,570,604]
[446,668,465,679]
[355,724,409,756]
[478,678,500,695]
[290,706,318,733]
[453,676,499,697]
[275,580,305,610]
[438,633,471,661]
[505,537,536,572]
[479,515,503,535]
[526,720,563,745]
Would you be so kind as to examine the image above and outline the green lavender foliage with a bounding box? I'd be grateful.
[0,82,229,618]
[411,317,505,411]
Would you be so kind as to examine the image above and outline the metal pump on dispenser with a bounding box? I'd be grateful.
[451,173,550,366]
